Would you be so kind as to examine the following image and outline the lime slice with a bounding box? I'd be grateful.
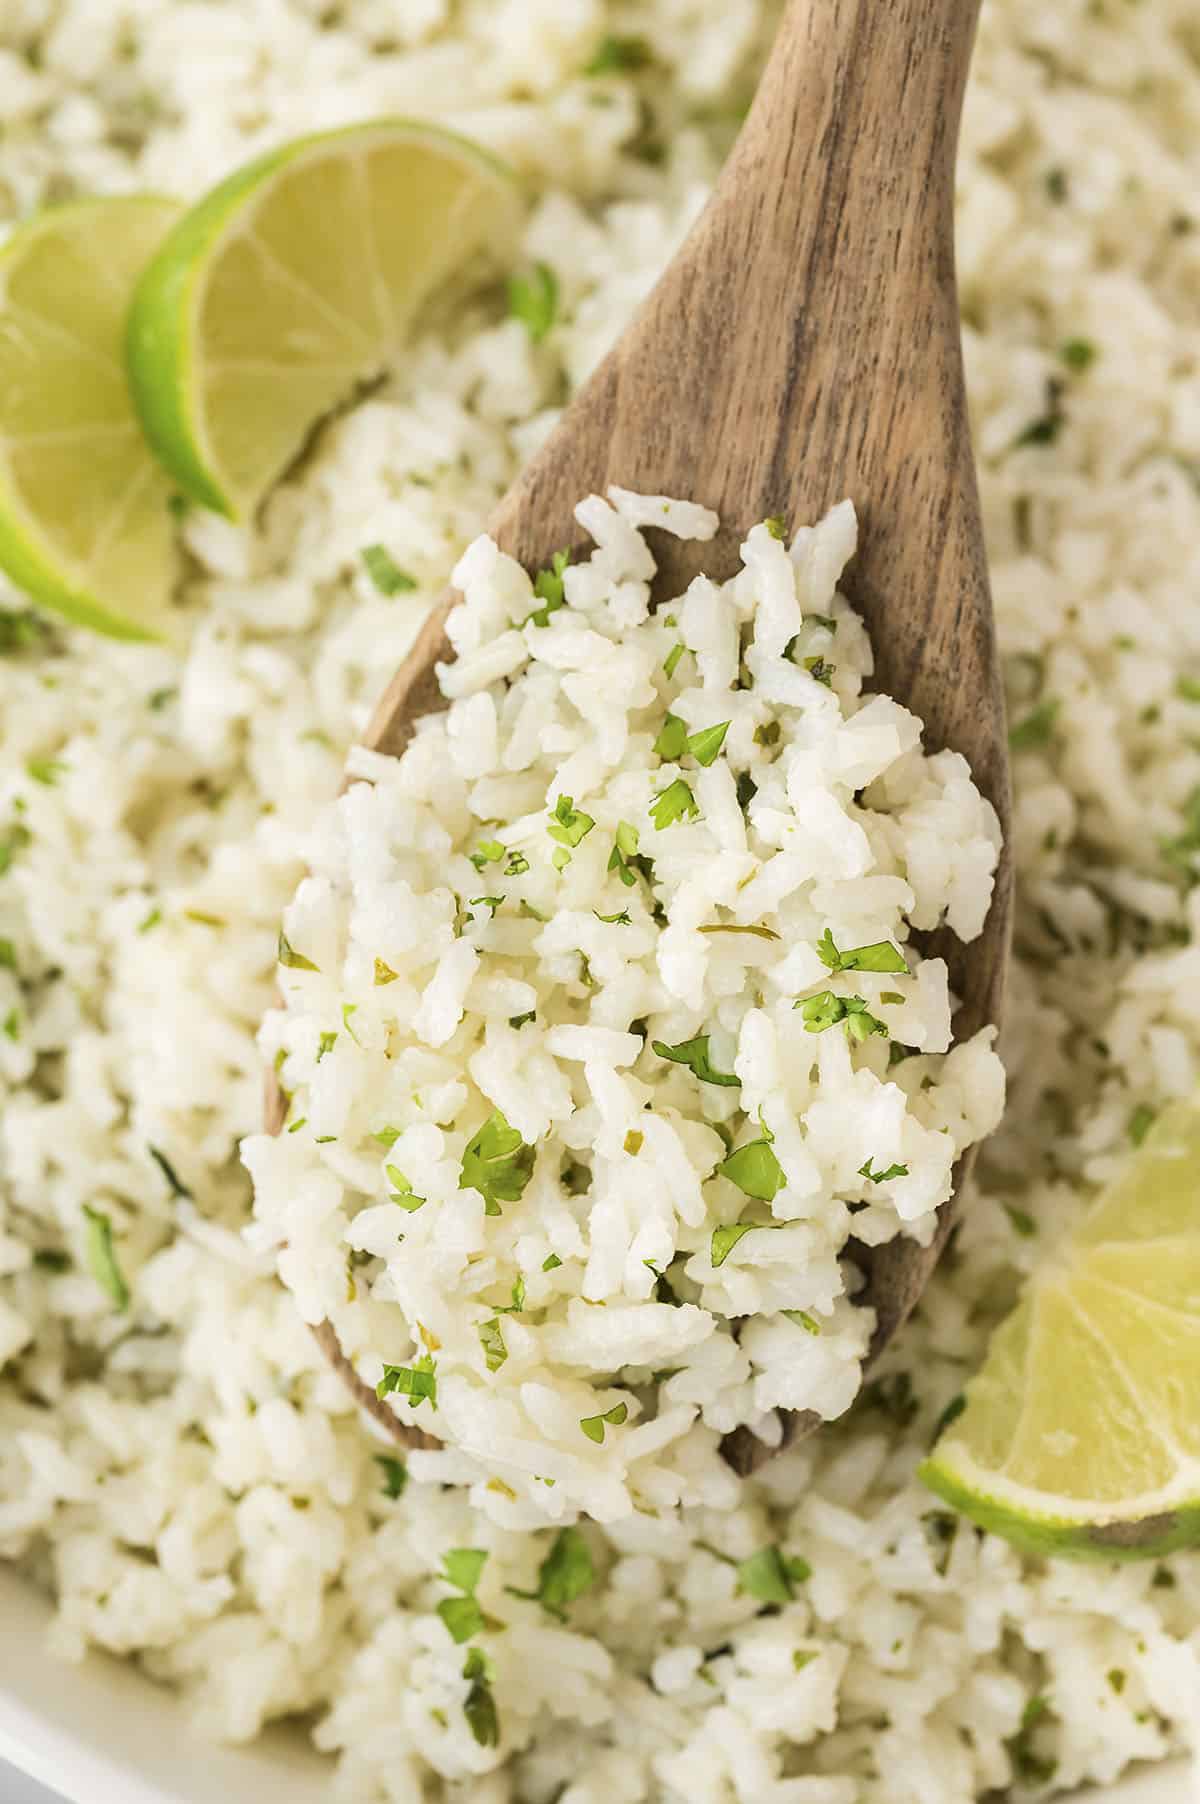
[0,196,182,641]
[921,1100,1200,1560]
[125,120,516,522]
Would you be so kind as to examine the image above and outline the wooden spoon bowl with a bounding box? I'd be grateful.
[269,0,1012,1473]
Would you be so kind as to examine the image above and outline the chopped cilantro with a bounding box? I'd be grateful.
[624,1128,643,1155]
[1129,1104,1156,1147]
[1059,337,1096,373]
[0,822,31,876]
[470,840,505,872]
[931,1394,966,1441]
[794,1649,819,1672]
[547,794,595,868]
[148,1145,192,1200]
[287,1117,307,1134]
[519,898,549,921]
[799,991,888,1041]
[650,778,699,829]
[859,1158,909,1185]
[469,894,505,917]
[26,756,67,786]
[698,923,780,941]
[478,1317,507,1371]
[710,1216,781,1265]
[815,931,909,975]
[505,848,530,876]
[82,1205,129,1311]
[497,1277,526,1314]
[374,957,398,985]
[462,1646,500,1748]
[277,930,318,971]
[508,262,558,343]
[594,909,631,925]
[781,1309,820,1335]
[439,1594,485,1643]
[0,939,14,970]
[33,1249,70,1273]
[137,907,162,934]
[509,1010,536,1028]
[763,515,788,541]
[508,1525,595,1620]
[0,608,48,654]
[687,720,730,766]
[1177,677,1200,705]
[442,1546,488,1596]
[663,641,687,679]
[2,1007,19,1041]
[579,1401,628,1443]
[1004,1203,1036,1237]
[376,1354,437,1409]
[372,1126,401,1148]
[316,1030,338,1061]
[375,1455,407,1499]
[737,1546,811,1604]
[803,656,834,687]
[719,1135,785,1203]
[608,819,645,887]
[386,1165,426,1212]
[542,1253,563,1271]
[361,544,417,595]
[461,1109,535,1216]
[585,33,652,73]
[524,549,571,627]
[652,1033,740,1087]
[753,719,781,748]
[1009,698,1061,751]
[653,713,688,760]
[1007,1695,1058,1788]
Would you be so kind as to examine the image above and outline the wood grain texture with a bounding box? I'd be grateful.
[319,0,1012,1469]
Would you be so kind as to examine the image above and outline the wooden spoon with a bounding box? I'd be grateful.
[270,0,1012,1474]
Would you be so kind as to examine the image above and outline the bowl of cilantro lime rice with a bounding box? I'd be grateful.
[243,491,1006,1524]
[3,1,1200,1803]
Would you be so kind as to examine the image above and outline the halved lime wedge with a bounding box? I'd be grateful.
[125,120,517,522]
[0,196,182,640]
[921,1100,1200,1560]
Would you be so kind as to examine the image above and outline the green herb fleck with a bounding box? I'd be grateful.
[461,1109,535,1216]
[478,1317,507,1371]
[663,641,687,679]
[0,939,14,971]
[653,713,688,760]
[33,1248,71,1273]
[470,840,505,872]
[1129,1104,1156,1147]
[652,1033,740,1087]
[650,778,699,830]
[859,1158,910,1185]
[547,794,595,868]
[372,1126,401,1148]
[781,1309,820,1335]
[815,931,909,975]
[361,545,417,595]
[737,1546,811,1605]
[711,1216,780,1265]
[462,1646,500,1748]
[585,33,652,74]
[763,516,788,541]
[386,1165,426,1213]
[931,1394,966,1442]
[508,263,558,343]
[542,1253,563,1272]
[524,549,572,627]
[799,991,888,1041]
[82,1206,129,1311]
[508,1525,595,1620]
[137,907,162,934]
[687,720,730,766]
[148,1145,192,1200]
[278,930,318,971]
[2,1007,19,1041]
[0,822,31,876]
[719,1135,785,1203]
[754,720,781,748]
[26,756,67,786]
[1060,338,1096,373]
[1004,1204,1036,1237]
[1009,698,1061,751]
[469,894,505,918]
[375,1455,407,1499]
[317,1030,338,1061]
[579,1401,628,1444]
[594,908,631,925]
[287,1117,307,1134]
[376,1354,437,1409]
[374,958,398,985]
[698,923,780,941]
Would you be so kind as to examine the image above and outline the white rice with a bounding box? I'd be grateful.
[1,0,1199,1798]
[244,496,1004,1526]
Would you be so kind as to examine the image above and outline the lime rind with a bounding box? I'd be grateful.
[125,119,518,522]
[0,196,181,641]
[919,1445,1200,1562]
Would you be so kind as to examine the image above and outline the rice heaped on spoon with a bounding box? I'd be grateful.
[244,491,1005,1526]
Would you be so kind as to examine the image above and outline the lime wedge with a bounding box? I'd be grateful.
[921,1100,1200,1560]
[125,120,516,522]
[0,196,182,641]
